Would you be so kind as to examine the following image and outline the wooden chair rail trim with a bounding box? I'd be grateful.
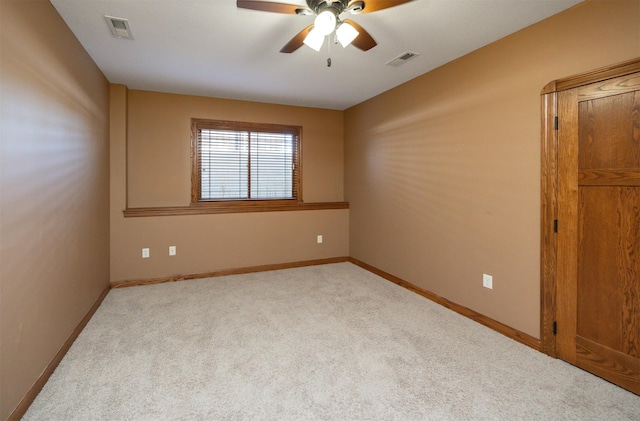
[348,258,542,351]
[123,201,349,217]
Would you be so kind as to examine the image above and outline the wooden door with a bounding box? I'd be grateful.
[554,68,640,394]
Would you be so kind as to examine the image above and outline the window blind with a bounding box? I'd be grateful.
[195,121,299,202]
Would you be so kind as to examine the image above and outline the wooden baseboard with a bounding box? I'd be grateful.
[111,256,351,288]
[348,257,541,351]
[8,285,110,421]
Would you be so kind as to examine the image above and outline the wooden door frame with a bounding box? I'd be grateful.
[539,57,640,358]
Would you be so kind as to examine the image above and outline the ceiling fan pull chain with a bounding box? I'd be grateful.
[327,36,332,67]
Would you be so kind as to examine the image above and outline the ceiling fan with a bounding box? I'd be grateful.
[236,0,413,53]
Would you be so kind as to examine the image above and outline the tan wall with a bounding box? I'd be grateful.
[0,1,110,419]
[345,0,640,339]
[111,89,348,282]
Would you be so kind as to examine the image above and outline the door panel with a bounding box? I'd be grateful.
[577,187,639,356]
[578,91,640,169]
[576,336,640,392]
[556,70,640,394]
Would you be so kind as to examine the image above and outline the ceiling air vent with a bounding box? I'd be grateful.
[105,15,133,39]
[386,51,420,67]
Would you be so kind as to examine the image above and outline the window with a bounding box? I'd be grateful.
[191,119,301,204]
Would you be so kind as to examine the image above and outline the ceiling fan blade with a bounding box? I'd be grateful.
[354,0,414,13]
[280,24,314,53]
[236,0,307,14]
[343,19,377,51]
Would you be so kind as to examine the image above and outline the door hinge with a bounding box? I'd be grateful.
[553,219,558,233]
[553,321,557,335]
[554,116,559,130]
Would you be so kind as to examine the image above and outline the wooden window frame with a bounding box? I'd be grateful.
[191,118,302,210]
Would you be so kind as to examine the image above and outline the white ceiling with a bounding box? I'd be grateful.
[50,0,582,110]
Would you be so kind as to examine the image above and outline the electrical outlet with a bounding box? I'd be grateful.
[142,248,150,258]
[483,274,493,289]
[317,235,323,244]
[169,246,176,256]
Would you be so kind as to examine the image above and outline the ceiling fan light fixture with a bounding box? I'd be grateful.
[303,28,325,51]
[336,22,359,47]
[313,10,337,36]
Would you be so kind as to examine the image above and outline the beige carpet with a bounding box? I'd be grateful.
[24,263,639,420]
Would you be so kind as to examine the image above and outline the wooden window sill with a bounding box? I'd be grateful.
[123,201,349,217]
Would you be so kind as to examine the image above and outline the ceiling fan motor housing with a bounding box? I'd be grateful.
[237,0,403,53]
[306,0,349,16]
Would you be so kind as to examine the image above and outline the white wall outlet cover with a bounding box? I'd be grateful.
[317,235,323,244]
[483,274,493,289]
[142,248,150,258]
[169,246,176,256]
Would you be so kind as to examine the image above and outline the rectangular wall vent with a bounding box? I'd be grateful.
[386,51,420,67]
[105,15,133,39]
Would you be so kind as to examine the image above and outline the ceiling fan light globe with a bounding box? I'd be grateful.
[303,28,325,51]
[336,22,359,47]
[314,10,336,36]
